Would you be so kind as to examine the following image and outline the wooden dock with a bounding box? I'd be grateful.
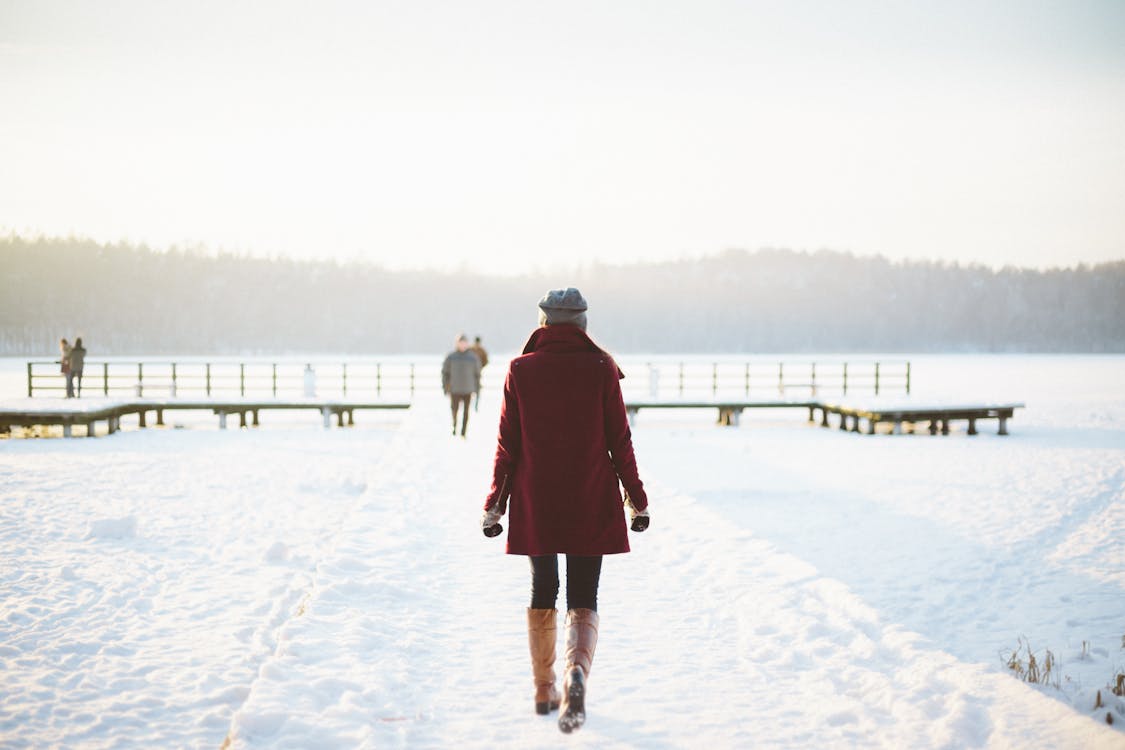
[625,400,1024,435]
[0,399,410,437]
[812,402,1024,436]
[8,359,1020,438]
[625,400,819,426]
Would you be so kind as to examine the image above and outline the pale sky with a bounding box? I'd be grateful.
[2,0,1124,273]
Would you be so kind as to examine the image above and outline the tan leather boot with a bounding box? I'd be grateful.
[558,608,599,733]
[527,608,561,715]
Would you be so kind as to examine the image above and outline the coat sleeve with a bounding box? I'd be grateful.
[441,355,450,394]
[602,359,648,511]
[484,364,521,511]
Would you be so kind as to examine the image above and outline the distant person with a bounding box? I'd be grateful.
[442,334,481,437]
[471,335,489,411]
[303,364,317,398]
[58,338,73,398]
[480,287,650,734]
[70,337,87,398]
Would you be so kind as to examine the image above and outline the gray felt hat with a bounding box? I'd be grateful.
[538,287,588,329]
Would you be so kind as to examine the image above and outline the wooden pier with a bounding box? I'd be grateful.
[0,399,409,438]
[8,358,1020,438]
[811,402,1023,436]
[624,400,1024,435]
[625,400,819,427]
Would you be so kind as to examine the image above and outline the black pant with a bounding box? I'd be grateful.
[450,393,471,435]
[529,554,603,611]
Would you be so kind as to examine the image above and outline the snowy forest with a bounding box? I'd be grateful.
[2,234,1123,355]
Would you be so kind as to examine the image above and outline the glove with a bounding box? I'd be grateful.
[481,505,504,538]
[624,492,650,532]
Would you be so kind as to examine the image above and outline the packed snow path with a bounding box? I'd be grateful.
[2,386,1123,748]
[221,399,1121,749]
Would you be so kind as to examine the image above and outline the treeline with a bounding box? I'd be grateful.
[2,235,1123,355]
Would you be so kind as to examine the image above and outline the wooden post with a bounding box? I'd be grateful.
[941,418,950,435]
[967,418,978,435]
[252,409,260,427]
[103,362,109,396]
[905,361,911,395]
[808,406,815,423]
[240,364,245,397]
[26,361,32,397]
[842,362,848,396]
[86,422,96,438]
[874,362,881,395]
[137,363,144,396]
[239,411,247,428]
[839,411,848,431]
[347,409,354,427]
[138,410,147,428]
[206,363,212,397]
[156,409,164,426]
[171,362,178,397]
[867,419,876,435]
[820,408,829,428]
[998,416,1009,436]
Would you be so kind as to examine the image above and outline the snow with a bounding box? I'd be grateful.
[1,354,1124,748]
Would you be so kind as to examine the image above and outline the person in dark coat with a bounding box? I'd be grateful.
[58,338,73,398]
[481,287,650,733]
[442,334,481,437]
[69,338,87,398]
[471,336,489,412]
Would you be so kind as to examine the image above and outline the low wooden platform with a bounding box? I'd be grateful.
[813,402,1024,436]
[0,399,410,437]
[625,400,818,426]
[625,400,1025,435]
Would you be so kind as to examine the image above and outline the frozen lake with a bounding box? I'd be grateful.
[1,353,1124,748]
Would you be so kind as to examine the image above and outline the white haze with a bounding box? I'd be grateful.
[1,0,1124,274]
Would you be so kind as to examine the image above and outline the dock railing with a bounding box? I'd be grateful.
[27,359,910,400]
[620,360,910,400]
[26,361,423,400]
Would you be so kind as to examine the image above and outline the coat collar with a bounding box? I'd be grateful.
[520,325,624,379]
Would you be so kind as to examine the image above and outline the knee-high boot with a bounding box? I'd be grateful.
[527,608,562,715]
[558,608,599,733]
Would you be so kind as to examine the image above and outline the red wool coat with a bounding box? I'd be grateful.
[484,325,648,556]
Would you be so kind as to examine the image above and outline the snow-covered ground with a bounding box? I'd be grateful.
[1,355,1124,748]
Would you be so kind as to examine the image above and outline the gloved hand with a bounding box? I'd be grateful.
[481,505,504,538]
[624,492,650,532]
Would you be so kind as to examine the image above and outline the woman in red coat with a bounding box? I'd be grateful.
[481,287,650,734]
